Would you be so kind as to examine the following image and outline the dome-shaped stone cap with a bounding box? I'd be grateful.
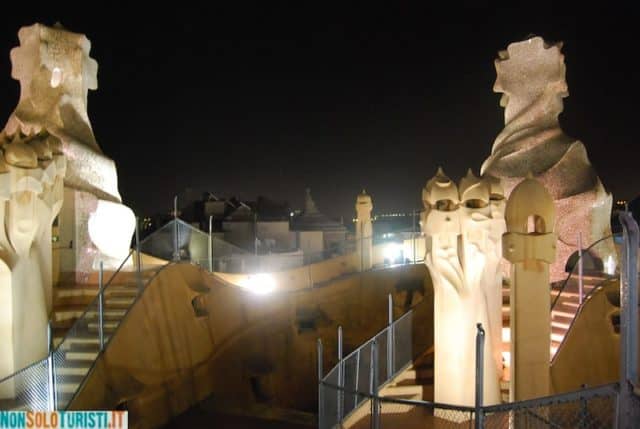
[356,189,372,205]
[459,169,489,205]
[423,167,459,207]
[483,174,505,201]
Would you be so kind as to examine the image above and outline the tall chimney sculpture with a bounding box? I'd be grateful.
[422,168,502,415]
[502,175,556,400]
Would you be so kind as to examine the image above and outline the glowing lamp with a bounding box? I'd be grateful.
[238,273,276,295]
[383,242,403,264]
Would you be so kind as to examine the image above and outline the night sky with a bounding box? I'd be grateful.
[1,4,638,221]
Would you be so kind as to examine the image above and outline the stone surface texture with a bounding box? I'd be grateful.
[481,36,614,282]
[355,190,373,271]
[502,177,556,401]
[422,168,503,410]
[0,23,134,382]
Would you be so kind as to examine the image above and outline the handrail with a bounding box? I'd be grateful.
[52,250,136,352]
[321,376,618,419]
[551,234,615,311]
[0,219,176,390]
[0,248,136,386]
[550,274,616,365]
[0,217,425,411]
[64,261,171,409]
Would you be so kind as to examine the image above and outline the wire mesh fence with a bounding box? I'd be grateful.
[319,310,414,429]
[139,219,426,275]
[0,358,51,411]
[482,383,618,429]
[320,381,623,429]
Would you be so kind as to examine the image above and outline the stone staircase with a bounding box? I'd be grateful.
[500,273,609,401]
[344,346,434,425]
[380,346,434,403]
[48,268,160,407]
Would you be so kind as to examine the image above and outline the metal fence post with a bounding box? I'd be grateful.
[475,323,485,429]
[47,352,55,411]
[173,196,180,261]
[354,348,361,407]
[578,232,584,305]
[578,384,588,429]
[47,320,52,355]
[387,293,394,379]
[47,321,56,411]
[338,326,344,422]
[135,216,143,294]
[412,209,417,264]
[98,261,104,351]
[618,211,639,429]
[317,339,324,429]
[370,339,380,429]
[208,216,213,272]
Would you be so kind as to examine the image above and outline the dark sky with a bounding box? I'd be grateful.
[1,4,638,220]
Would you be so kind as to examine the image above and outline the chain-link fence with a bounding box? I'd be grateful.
[0,358,51,411]
[320,380,624,429]
[482,383,618,429]
[0,229,167,411]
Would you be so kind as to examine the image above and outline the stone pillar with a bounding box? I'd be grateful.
[502,176,556,401]
[355,190,372,271]
[422,168,503,414]
[0,133,66,389]
[0,23,136,387]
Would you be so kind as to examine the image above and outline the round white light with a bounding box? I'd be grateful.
[239,273,276,295]
[383,243,403,263]
[51,67,63,88]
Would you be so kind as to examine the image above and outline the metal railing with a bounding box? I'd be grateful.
[140,218,426,275]
[321,379,620,429]
[0,216,425,411]
[551,233,616,311]
[0,217,180,411]
[318,294,415,429]
[319,212,640,429]
[320,321,627,429]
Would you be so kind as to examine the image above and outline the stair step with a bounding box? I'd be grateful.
[55,362,92,376]
[87,321,120,331]
[551,332,565,343]
[65,350,99,361]
[551,320,571,330]
[381,384,423,397]
[55,334,110,347]
[57,382,81,394]
[552,309,574,319]
[85,308,127,318]
[393,369,418,383]
[104,296,136,306]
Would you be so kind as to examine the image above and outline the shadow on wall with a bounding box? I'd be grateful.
[69,262,433,428]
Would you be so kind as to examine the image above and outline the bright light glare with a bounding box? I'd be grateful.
[51,67,63,87]
[238,273,276,295]
[605,254,616,275]
[383,243,403,263]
